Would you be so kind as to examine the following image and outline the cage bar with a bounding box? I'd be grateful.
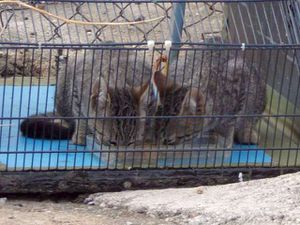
[0,0,299,193]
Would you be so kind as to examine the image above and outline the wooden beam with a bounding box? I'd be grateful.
[0,168,299,194]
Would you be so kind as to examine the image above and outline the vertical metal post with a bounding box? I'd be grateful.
[169,2,186,62]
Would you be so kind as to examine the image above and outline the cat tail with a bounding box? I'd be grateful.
[20,113,75,140]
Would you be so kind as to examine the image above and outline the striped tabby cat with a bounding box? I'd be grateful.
[20,50,205,146]
[169,37,266,148]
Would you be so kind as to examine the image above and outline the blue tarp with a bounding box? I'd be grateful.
[0,85,271,170]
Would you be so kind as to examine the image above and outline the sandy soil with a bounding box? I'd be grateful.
[0,172,299,225]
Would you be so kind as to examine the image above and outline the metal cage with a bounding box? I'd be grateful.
[0,0,299,193]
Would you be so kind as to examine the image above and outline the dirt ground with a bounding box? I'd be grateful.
[0,197,171,225]
[86,172,300,225]
[0,172,300,225]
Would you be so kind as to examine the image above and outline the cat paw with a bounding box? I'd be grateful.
[250,131,258,144]
[71,134,86,146]
[236,130,258,145]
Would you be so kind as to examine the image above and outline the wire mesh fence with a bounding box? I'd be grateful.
[1,1,299,44]
[0,1,224,44]
[0,0,299,174]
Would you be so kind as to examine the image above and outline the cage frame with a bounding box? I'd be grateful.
[0,0,300,193]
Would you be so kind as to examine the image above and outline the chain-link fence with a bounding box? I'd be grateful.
[0,1,223,44]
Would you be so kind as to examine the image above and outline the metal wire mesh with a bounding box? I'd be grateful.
[0,0,299,173]
[0,1,299,44]
[0,1,225,44]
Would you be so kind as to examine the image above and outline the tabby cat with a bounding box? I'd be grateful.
[145,55,205,145]
[20,50,205,146]
[168,37,266,148]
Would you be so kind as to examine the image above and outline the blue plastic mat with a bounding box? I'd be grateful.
[0,85,271,170]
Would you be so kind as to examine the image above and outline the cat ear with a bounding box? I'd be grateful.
[180,88,205,115]
[90,77,110,111]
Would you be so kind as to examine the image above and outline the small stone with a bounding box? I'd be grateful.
[83,197,93,204]
[123,181,132,189]
[35,209,44,212]
[100,203,106,208]
[135,207,147,214]
[87,201,95,206]
[0,198,7,205]
[278,215,285,220]
[148,213,156,218]
[196,187,204,194]
[155,211,165,219]
[126,222,133,225]
[165,218,172,222]
[8,216,14,219]
[106,204,113,208]
[173,210,182,216]
[14,203,23,207]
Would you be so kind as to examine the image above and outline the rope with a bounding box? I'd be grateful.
[0,0,165,26]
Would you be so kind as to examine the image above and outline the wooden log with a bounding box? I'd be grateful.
[0,168,299,194]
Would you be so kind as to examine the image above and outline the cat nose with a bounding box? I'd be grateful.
[109,140,134,146]
[127,141,135,146]
[164,138,177,145]
[109,141,117,146]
